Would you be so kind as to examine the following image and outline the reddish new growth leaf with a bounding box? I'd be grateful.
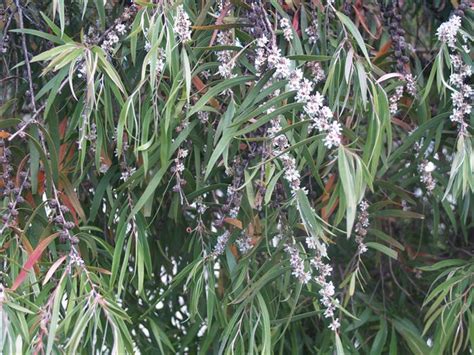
[11,233,59,291]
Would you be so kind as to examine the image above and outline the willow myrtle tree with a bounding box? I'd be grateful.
[0,0,473,353]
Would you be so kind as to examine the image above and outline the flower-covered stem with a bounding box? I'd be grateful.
[98,5,138,53]
[212,230,231,257]
[436,10,472,137]
[236,232,253,254]
[279,17,293,42]
[172,148,189,205]
[418,160,436,193]
[412,134,438,194]
[0,138,30,236]
[285,243,312,284]
[311,251,340,332]
[446,54,472,136]
[174,5,192,43]
[354,200,369,255]
[216,30,236,79]
[211,155,246,256]
[389,85,404,115]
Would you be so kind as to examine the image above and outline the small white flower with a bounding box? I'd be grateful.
[145,41,151,52]
[424,161,436,173]
[306,237,318,249]
[414,187,423,198]
[405,74,417,97]
[256,36,268,48]
[236,234,253,254]
[305,21,319,44]
[115,23,127,35]
[304,93,324,116]
[389,85,404,114]
[254,48,267,73]
[295,79,315,103]
[280,18,293,42]
[288,69,303,91]
[218,62,236,79]
[177,149,188,159]
[328,318,340,331]
[109,34,119,44]
[323,121,342,149]
[175,162,185,173]
[307,62,326,83]
[198,111,209,124]
[358,243,368,254]
[274,56,292,79]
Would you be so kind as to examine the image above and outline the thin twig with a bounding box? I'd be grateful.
[14,0,37,112]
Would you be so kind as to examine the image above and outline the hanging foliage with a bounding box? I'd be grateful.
[0,0,473,353]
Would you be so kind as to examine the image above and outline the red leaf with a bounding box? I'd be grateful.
[11,233,58,291]
[224,217,243,230]
[42,255,67,286]
[292,11,300,34]
[376,40,392,60]
[58,118,68,138]
[192,76,220,110]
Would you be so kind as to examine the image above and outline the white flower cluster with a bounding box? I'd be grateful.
[299,89,341,149]
[156,48,166,74]
[196,197,207,215]
[226,185,242,218]
[305,20,319,45]
[174,5,192,43]
[354,200,369,255]
[311,252,340,331]
[418,160,436,192]
[115,23,127,36]
[236,233,253,254]
[254,36,269,74]
[101,20,132,54]
[266,48,341,149]
[144,40,152,52]
[412,134,438,194]
[280,18,293,42]
[267,117,305,195]
[120,166,136,181]
[174,148,188,174]
[436,15,462,48]
[267,47,292,79]
[307,62,326,84]
[77,61,87,78]
[216,31,236,79]
[405,74,417,97]
[69,251,86,268]
[448,54,472,134]
[261,48,339,193]
[281,230,338,331]
[305,236,318,249]
[198,111,209,124]
[101,31,120,53]
[213,230,231,256]
[389,85,404,115]
[172,148,188,193]
[285,244,312,284]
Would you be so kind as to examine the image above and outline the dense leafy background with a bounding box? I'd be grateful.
[0,0,473,354]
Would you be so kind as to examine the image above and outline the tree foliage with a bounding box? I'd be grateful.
[0,0,473,354]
